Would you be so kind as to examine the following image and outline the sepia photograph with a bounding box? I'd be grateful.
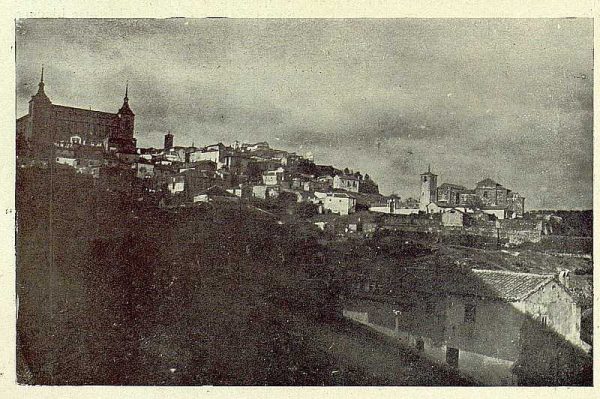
[14,17,593,387]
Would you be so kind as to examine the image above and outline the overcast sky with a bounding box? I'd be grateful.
[16,18,593,209]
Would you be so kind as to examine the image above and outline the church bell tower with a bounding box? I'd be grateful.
[419,165,438,212]
[117,83,135,137]
[28,66,54,152]
[111,82,136,152]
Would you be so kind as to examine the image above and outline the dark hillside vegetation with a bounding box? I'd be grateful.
[16,167,341,384]
[16,166,468,385]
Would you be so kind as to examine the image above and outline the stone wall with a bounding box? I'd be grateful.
[380,215,543,245]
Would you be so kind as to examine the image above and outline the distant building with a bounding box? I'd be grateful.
[321,192,356,215]
[333,174,361,193]
[17,68,136,156]
[133,161,155,179]
[164,132,174,150]
[437,183,467,207]
[475,178,508,207]
[419,166,438,211]
[189,143,232,168]
[168,175,185,194]
[227,184,253,199]
[223,153,251,174]
[252,185,280,199]
[55,156,77,167]
[441,208,465,227]
[262,167,285,186]
[459,190,478,207]
[474,178,525,218]
[506,191,525,219]
[417,167,525,218]
[370,195,421,215]
[193,186,239,203]
[241,141,270,152]
[333,173,379,194]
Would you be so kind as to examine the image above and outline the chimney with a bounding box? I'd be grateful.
[557,269,571,289]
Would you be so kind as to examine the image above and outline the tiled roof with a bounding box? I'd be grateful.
[470,269,555,301]
[393,268,557,302]
[53,104,117,118]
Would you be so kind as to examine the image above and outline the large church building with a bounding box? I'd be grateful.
[16,68,137,156]
[419,166,525,219]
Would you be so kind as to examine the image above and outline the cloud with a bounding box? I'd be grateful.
[15,18,593,209]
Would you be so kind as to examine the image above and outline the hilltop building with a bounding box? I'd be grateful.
[333,173,380,194]
[418,167,525,219]
[17,68,137,156]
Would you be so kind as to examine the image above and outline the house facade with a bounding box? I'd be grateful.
[333,174,361,193]
[343,268,590,385]
[321,192,356,215]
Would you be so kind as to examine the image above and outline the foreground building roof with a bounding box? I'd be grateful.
[391,268,560,302]
[469,269,556,301]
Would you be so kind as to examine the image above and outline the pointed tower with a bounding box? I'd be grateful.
[27,66,54,151]
[118,83,135,117]
[28,66,52,113]
[419,164,438,212]
[113,82,136,151]
[30,66,51,105]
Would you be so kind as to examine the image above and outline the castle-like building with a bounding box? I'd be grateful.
[16,68,137,156]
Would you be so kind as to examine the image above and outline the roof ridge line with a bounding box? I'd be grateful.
[472,268,555,278]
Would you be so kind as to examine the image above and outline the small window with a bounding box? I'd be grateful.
[483,192,488,198]
[540,315,548,326]
[464,304,476,323]
[423,176,428,182]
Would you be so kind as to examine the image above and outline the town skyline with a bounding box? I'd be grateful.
[16,18,593,209]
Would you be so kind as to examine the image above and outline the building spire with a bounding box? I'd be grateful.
[117,80,134,116]
[37,64,46,93]
[32,64,51,103]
